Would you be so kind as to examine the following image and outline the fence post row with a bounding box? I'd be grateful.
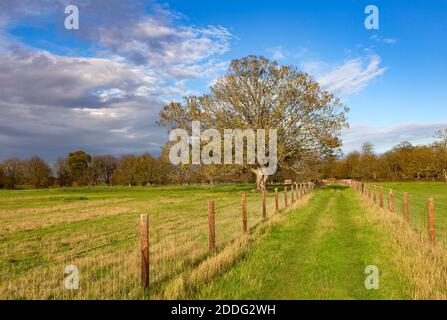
[208,200,216,250]
[428,198,435,243]
[140,214,149,290]
[350,181,439,246]
[242,192,247,233]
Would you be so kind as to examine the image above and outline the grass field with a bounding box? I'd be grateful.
[0,184,281,299]
[195,185,447,299]
[0,182,446,300]
[366,182,447,246]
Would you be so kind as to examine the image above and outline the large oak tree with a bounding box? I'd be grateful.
[159,56,349,191]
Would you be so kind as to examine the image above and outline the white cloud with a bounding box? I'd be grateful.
[341,121,447,154]
[302,55,387,96]
[0,2,233,161]
[267,46,286,60]
[370,35,397,45]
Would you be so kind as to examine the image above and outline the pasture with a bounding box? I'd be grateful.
[0,184,280,299]
[0,182,446,300]
[370,182,447,246]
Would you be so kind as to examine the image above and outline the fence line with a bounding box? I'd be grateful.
[345,180,446,246]
[1,182,315,299]
[138,182,315,291]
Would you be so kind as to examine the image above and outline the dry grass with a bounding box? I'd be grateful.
[161,193,313,300]
[0,184,310,299]
[357,193,447,299]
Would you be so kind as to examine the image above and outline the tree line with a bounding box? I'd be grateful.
[0,148,314,189]
[322,130,447,181]
[0,151,168,189]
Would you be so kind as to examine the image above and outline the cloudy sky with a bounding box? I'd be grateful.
[0,0,446,162]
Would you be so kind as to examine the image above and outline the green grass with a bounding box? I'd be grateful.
[367,182,447,245]
[1,183,446,300]
[0,184,284,299]
[195,186,415,299]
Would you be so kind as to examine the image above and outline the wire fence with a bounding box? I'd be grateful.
[0,183,314,300]
[346,180,447,247]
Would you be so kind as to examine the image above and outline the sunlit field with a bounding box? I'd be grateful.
[0,184,283,299]
[1,182,445,300]
[369,182,447,246]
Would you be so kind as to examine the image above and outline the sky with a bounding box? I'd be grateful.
[0,0,446,162]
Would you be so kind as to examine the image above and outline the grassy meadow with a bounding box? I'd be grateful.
[195,185,447,299]
[367,182,447,246]
[0,184,281,299]
[0,182,446,300]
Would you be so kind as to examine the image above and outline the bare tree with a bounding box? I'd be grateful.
[91,155,117,185]
[54,158,71,187]
[25,156,51,188]
[2,158,24,189]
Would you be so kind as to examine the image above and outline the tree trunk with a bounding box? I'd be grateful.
[251,168,269,192]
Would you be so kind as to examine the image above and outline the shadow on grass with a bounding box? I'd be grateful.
[321,184,348,191]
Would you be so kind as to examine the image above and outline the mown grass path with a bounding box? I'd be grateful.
[196,185,414,299]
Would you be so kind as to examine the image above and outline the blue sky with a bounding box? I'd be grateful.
[0,0,446,161]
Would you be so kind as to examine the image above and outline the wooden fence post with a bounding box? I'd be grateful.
[275,188,279,212]
[428,198,435,242]
[379,186,384,208]
[368,184,371,200]
[140,214,149,290]
[404,192,409,224]
[208,200,216,250]
[284,186,288,208]
[373,185,377,204]
[291,184,295,203]
[262,190,267,220]
[242,193,247,233]
[389,189,394,212]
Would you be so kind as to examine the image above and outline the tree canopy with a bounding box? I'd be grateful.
[159,55,349,190]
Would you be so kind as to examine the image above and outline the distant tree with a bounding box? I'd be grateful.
[345,151,362,179]
[159,55,348,191]
[25,156,52,188]
[135,154,155,185]
[2,158,24,189]
[110,155,137,186]
[90,155,117,185]
[0,164,5,188]
[67,151,92,186]
[360,142,377,179]
[434,129,447,149]
[153,147,178,184]
[432,130,447,180]
[54,158,71,187]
